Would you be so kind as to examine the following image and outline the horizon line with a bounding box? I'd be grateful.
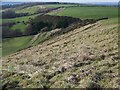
[1,1,119,3]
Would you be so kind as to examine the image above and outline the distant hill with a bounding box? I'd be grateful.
[80,2,118,6]
[1,2,24,6]
[1,2,118,6]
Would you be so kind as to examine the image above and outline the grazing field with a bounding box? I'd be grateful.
[49,6,118,19]
[10,23,26,32]
[102,18,118,25]
[44,4,77,8]
[3,36,32,56]
[2,32,51,56]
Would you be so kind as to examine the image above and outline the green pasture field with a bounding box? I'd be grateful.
[10,23,26,32]
[44,4,77,8]
[3,36,32,56]
[2,32,50,56]
[49,6,118,19]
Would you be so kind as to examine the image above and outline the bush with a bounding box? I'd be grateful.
[24,24,34,35]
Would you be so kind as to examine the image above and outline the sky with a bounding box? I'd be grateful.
[2,0,120,3]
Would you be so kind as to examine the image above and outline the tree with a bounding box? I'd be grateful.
[24,24,34,35]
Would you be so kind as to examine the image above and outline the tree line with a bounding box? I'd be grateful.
[24,15,81,35]
[3,15,81,38]
[2,10,29,19]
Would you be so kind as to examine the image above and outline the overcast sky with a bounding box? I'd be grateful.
[2,0,119,3]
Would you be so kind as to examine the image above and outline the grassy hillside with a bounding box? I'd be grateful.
[2,4,119,88]
[2,5,118,56]
[3,36,32,56]
[2,32,51,57]
[49,6,118,19]
[2,16,119,88]
[16,5,46,14]
[15,4,75,14]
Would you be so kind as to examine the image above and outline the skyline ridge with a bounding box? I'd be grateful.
[2,0,119,3]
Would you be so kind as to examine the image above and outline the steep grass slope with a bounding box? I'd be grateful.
[2,32,50,57]
[2,18,119,88]
[3,36,32,57]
